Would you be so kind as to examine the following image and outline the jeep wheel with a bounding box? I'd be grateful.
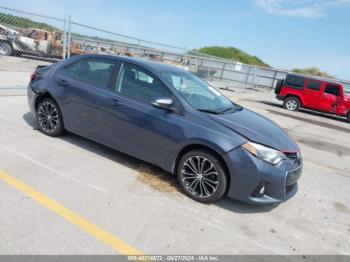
[0,42,13,56]
[283,97,300,111]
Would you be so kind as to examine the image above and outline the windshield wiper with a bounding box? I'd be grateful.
[219,105,243,114]
[197,109,219,114]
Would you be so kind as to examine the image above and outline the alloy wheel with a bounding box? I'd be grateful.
[38,101,59,133]
[181,156,219,198]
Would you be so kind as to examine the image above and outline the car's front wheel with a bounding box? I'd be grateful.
[177,150,227,203]
[283,97,300,111]
[347,112,350,123]
[0,42,13,56]
[36,98,65,137]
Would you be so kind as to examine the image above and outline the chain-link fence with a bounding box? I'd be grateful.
[0,6,67,60]
[1,5,349,94]
[68,19,186,65]
[187,52,350,92]
[0,6,186,64]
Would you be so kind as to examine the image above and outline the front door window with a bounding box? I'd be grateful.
[115,63,171,103]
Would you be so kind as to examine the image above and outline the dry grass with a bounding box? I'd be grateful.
[136,164,181,194]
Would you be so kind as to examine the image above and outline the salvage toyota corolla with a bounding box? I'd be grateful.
[27,54,302,204]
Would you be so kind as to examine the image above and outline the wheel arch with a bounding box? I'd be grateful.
[284,94,303,106]
[34,92,56,112]
[172,143,231,194]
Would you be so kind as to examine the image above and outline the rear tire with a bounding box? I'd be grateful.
[283,97,300,111]
[0,42,13,56]
[177,150,227,203]
[36,98,65,137]
[347,112,350,123]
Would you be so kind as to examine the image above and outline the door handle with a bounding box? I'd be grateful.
[57,79,70,87]
[110,98,121,107]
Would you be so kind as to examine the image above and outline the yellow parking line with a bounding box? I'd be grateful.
[0,171,143,255]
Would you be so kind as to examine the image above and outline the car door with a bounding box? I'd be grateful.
[303,79,322,109]
[56,57,118,141]
[318,84,341,113]
[98,62,182,166]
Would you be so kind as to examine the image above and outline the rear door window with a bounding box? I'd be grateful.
[285,76,305,89]
[306,81,321,91]
[324,84,340,96]
[65,58,116,88]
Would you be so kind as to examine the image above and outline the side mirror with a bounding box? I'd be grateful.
[151,98,176,112]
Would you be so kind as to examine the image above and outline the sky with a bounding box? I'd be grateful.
[1,0,350,79]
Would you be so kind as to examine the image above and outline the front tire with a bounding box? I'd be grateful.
[36,98,65,137]
[0,42,13,56]
[177,150,227,203]
[347,112,350,123]
[283,97,300,111]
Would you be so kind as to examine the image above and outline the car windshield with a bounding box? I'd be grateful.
[161,70,241,114]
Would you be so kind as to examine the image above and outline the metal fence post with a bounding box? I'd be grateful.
[220,62,226,80]
[271,70,278,90]
[137,40,141,56]
[183,45,188,66]
[245,66,251,89]
[252,66,257,88]
[67,15,72,58]
[62,15,67,59]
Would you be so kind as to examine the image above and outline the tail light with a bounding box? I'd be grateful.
[30,72,38,82]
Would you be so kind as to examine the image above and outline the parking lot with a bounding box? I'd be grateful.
[0,56,349,255]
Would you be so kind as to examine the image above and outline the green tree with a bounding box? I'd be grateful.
[291,67,334,78]
[194,46,270,68]
[0,12,59,31]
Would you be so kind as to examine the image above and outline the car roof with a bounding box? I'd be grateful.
[287,73,342,86]
[72,54,186,74]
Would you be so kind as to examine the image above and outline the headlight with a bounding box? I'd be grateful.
[242,142,286,165]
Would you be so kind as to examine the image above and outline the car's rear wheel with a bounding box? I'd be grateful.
[283,97,300,111]
[36,98,65,137]
[347,112,350,123]
[0,42,13,56]
[177,150,227,203]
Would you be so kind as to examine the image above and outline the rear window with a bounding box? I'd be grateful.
[65,58,116,88]
[285,75,305,90]
[306,81,321,91]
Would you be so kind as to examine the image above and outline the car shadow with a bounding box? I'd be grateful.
[252,99,347,123]
[23,112,278,214]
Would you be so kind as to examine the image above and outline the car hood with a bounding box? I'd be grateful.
[209,108,299,152]
[344,93,350,101]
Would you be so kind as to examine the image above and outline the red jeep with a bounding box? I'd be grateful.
[275,74,350,122]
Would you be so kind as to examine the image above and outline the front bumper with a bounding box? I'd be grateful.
[223,147,302,204]
[276,95,284,101]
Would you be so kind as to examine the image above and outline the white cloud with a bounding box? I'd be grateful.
[255,0,350,18]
